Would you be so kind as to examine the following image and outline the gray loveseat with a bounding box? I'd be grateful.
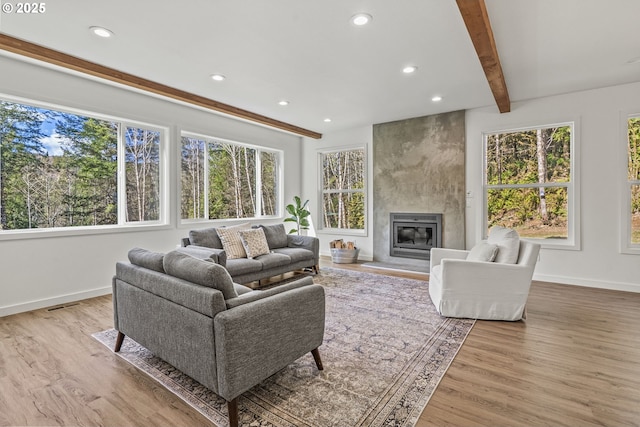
[112,247,326,427]
[181,223,319,284]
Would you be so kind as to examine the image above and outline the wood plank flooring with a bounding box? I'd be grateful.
[1,259,639,426]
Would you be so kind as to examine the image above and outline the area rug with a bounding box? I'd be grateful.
[93,267,474,427]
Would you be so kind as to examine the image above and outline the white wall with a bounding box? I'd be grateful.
[466,82,640,292]
[302,126,374,260]
[0,55,303,316]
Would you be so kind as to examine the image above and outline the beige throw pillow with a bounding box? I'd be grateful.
[466,240,499,262]
[215,223,251,259]
[487,225,520,264]
[238,228,271,259]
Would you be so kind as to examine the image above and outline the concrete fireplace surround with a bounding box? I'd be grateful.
[372,110,466,270]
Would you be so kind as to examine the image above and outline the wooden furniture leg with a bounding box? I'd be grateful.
[114,331,125,352]
[311,348,323,370]
[313,265,320,274]
[227,398,238,427]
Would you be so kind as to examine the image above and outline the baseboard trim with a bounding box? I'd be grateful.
[0,286,112,317]
[533,273,640,293]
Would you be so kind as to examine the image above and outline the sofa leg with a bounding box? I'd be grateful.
[114,331,125,352]
[227,398,238,427]
[311,348,324,370]
[313,264,320,274]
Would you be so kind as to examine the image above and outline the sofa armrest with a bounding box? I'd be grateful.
[177,245,227,267]
[430,247,468,270]
[440,258,534,294]
[287,235,319,259]
[214,282,325,400]
[225,276,314,309]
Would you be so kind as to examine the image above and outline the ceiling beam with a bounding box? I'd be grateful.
[0,33,322,139]
[456,0,511,113]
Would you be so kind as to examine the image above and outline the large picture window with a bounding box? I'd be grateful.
[484,123,575,245]
[0,98,164,232]
[180,133,280,221]
[320,147,365,232]
[626,116,640,249]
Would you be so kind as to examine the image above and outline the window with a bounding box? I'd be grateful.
[484,123,576,246]
[320,147,366,232]
[0,98,165,232]
[625,116,640,251]
[180,133,280,221]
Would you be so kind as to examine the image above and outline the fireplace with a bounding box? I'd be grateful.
[390,213,442,260]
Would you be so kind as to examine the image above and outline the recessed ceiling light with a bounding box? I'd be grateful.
[278,100,289,106]
[403,65,418,74]
[431,96,442,102]
[90,26,113,38]
[210,74,226,81]
[350,13,372,26]
[324,118,332,123]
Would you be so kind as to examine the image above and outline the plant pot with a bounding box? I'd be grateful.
[330,248,360,264]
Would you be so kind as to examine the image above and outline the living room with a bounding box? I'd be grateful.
[1,1,640,426]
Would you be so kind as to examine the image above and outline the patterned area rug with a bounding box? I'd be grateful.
[93,267,474,427]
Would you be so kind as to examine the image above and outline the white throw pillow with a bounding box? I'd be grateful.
[215,223,251,259]
[487,226,520,264]
[238,228,271,259]
[466,240,499,262]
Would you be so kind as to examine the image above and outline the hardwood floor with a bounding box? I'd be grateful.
[1,259,639,426]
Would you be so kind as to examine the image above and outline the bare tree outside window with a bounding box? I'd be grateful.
[485,125,572,239]
[321,148,365,230]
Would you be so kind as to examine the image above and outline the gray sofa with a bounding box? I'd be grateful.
[181,223,320,284]
[112,247,325,427]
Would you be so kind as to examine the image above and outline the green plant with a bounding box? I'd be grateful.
[284,196,310,234]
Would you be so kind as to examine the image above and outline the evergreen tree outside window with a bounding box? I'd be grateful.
[484,123,576,246]
[180,133,281,221]
[0,98,165,232]
[320,147,366,232]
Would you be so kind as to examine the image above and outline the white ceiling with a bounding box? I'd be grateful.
[1,0,639,136]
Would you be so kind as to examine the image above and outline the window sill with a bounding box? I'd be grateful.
[0,222,172,242]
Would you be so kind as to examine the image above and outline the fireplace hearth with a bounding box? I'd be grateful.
[390,213,442,260]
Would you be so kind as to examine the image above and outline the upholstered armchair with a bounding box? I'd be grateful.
[113,248,325,427]
[428,227,541,321]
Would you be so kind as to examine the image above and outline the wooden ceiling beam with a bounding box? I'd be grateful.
[456,0,511,113]
[0,33,322,139]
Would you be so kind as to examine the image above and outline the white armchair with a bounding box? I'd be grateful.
[428,240,541,321]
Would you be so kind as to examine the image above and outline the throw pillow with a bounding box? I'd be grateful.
[238,228,271,259]
[487,225,520,264]
[215,223,251,259]
[188,227,223,249]
[163,250,238,299]
[128,247,165,273]
[259,224,289,249]
[466,240,499,262]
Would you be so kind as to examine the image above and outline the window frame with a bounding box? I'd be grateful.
[317,145,367,236]
[621,112,640,255]
[179,130,283,224]
[0,94,169,241]
[482,120,581,250]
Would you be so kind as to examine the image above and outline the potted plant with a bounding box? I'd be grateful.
[284,196,311,234]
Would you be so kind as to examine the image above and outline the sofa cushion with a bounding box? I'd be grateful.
[487,226,520,264]
[225,257,264,276]
[189,227,223,249]
[163,250,238,299]
[238,228,271,259]
[259,224,289,249]
[255,252,291,270]
[272,247,314,263]
[128,247,165,273]
[216,223,251,259]
[466,240,499,262]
